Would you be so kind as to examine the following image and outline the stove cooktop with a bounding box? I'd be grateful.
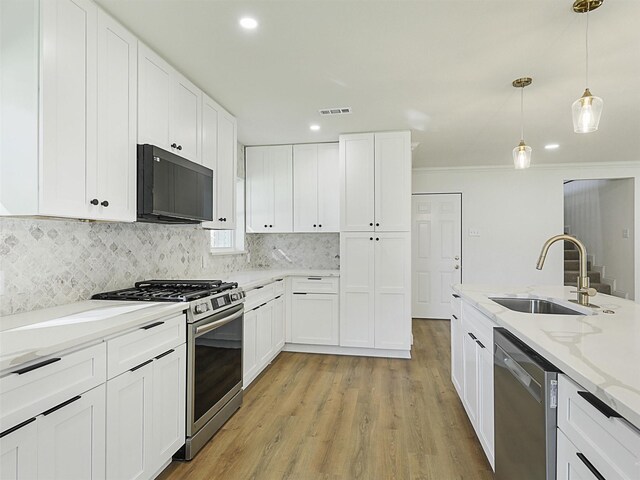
[92,280,239,303]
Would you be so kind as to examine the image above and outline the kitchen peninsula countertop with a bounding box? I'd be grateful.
[453,284,640,430]
[0,301,186,373]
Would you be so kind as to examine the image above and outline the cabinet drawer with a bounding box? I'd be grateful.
[461,301,495,347]
[245,283,275,310]
[273,278,285,296]
[557,429,604,480]
[451,292,462,319]
[558,374,640,480]
[0,342,106,433]
[291,276,339,294]
[107,314,185,379]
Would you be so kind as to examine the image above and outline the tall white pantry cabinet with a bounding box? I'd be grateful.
[339,131,412,352]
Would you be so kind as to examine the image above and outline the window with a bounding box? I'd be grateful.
[210,177,245,253]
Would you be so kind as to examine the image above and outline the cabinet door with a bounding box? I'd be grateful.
[270,146,293,232]
[462,327,479,427]
[0,419,37,480]
[374,232,411,350]
[293,144,319,232]
[215,110,237,228]
[450,312,464,398]
[40,0,97,218]
[137,43,171,150]
[557,430,601,480]
[38,384,106,480]
[477,342,495,469]
[200,95,218,172]
[170,71,201,162]
[151,344,186,472]
[291,294,339,345]
[339,133,374,232]
[340,232,375,348]
[246,147,272,233]
[374,131,411,232]
[243,308,258,387]
[273,295,285,352]
[106,364,153,480]
[256,302,275,367]
[317,143,340,232]
[93,9,136,222]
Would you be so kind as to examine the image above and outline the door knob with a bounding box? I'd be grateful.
[454,265,460,270]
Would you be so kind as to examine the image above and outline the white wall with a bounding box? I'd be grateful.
[412,162,640,302]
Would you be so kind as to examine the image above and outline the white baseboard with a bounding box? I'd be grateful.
[283,343,411,359]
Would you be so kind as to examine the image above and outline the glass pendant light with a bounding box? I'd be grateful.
[572,0,604,133]
[512,77,532,170]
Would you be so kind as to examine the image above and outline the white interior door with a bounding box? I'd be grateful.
[412,194,462,319]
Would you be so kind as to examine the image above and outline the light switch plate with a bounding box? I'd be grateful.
[469,228,481,237]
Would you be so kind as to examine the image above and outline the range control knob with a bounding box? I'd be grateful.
[194,303,209,314]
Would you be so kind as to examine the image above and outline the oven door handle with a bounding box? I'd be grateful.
[195,309,243,337]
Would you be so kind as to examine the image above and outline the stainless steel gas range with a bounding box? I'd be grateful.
[93,280,245,460]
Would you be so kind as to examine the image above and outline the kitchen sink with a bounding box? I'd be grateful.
[489,297,586,315]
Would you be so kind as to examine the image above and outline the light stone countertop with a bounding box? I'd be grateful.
[0,301,186,374]
[453,284,640,430]
[225,269,340,291]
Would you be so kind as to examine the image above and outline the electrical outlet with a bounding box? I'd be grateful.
[468,228,481,237]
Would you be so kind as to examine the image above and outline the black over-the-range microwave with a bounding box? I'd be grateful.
[137,144,213,224]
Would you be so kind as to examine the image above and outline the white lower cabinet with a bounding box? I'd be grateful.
[452,297,495,469]
[557,429,600,480]
[256,301,275,367]
[0,418,37,480]
[106,344,186,480]
[243,307,259,388]
[291,293,339,345]
[38,383,106,480]
[273,295,285,351]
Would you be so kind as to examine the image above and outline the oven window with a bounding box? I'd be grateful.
[194,315,243,422]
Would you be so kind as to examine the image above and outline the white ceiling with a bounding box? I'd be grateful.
[96,0,640,168]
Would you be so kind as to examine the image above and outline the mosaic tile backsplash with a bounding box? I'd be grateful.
[0,218,339,316]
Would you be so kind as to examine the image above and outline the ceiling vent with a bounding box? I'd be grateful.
[319,107,352,116]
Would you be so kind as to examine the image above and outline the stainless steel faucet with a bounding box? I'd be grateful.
[536,234,596,306]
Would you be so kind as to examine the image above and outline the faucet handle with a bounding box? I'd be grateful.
[573,287,598,297]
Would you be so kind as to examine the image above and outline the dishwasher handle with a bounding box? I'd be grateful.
[495,344,542,403]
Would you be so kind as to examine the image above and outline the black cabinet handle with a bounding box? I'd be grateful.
[264,224,268,228]
[171,143,178,148]
[369,223,373,226]
[219,217,224,221]
[223,218,227,221]
[376,237,379,241]
[101,200,109,207]
[370,237,373,241]
[318,224,322,227]
[275,295,282,299]
[42,395,82,416]
[452,314,458,320]
[130,359,153,372]
[0,417,36,438]
[141,321,164,330]
[154,349,175,360]
[307,277,322,280]
[293,292,308,295]
[254,285,264,290]
[376,223,380,227]
[269,224,273,228]
[476,340,486,349]
[452,294,460,298]
[275,279,284,282]
[577,391,622,419]
[13,357,61,375]
[467,332,477,340]
[90,198,99,205]
[313,224,317,227]
[177,145,182,150]
[576,453,606,480]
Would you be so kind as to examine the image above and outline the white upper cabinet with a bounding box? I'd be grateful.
[39,0,97,219]
[93,8,137,222]
[138,43,202,163]
[201,96,238,230]
[293,143,339,232]
[339,131,411,232]
[246,145,293,233]
[0,0,136,222]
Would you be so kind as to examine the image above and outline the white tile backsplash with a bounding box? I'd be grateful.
[0,218,339,316]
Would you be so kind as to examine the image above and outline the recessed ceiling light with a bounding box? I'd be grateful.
[544,143,560,150]
[239,17,258,30]
[310,125,320,131]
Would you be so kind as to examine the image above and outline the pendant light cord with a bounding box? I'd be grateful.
[520,86,525,141]
[585,6,590,88]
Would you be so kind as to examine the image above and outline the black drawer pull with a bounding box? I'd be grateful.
[254,285,264,290]
[13,357,61,375]
[452,294,460,298]
[576,453,606,480]
[467,332,477,340]
[0,417,36,438]
[141,321,164,330]
[276,278,284,282]
[452,314,458,320]
[307,277,322,280]
[130,359,153,372]
[476,340,486,349]
[275,295,282,299]
[293,292,307,295]
[42,395,81,416]
[155,349,175,360]
[577,391,622,419]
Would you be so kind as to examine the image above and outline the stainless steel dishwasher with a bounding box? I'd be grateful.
[494,328,560,480]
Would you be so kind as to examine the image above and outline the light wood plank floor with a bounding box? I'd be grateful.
[159,319,493,480]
